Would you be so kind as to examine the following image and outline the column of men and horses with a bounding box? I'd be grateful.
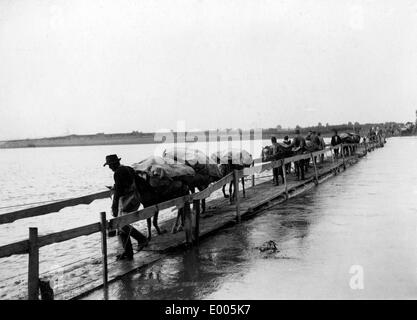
[106,129,367,261]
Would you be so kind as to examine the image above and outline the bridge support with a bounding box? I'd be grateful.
[28,227,39,300]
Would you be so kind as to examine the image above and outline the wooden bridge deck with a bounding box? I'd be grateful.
[3,154,361,300]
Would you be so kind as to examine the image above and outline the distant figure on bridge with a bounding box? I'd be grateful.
[283,135,291,146]
[290,129,306,180]
[317,132,326,163]
[283,136,292,174]
[331,129,342,159]
[369,127,376,142]
[270,136,281,186]
[104,154,148,261]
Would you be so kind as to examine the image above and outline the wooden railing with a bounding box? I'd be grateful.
[0,191,111,225]
[0,140,381,299]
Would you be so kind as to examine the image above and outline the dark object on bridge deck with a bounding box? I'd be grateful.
[39,279,54,300]
[258,240,279,253]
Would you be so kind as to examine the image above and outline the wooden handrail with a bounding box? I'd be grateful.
[108,194,192,230]
[0,190,111,225]
[193,173,234,200]
[0,239,29,259]
[37,223,101,248]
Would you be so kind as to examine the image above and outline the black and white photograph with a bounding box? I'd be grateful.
[1,0,417,306]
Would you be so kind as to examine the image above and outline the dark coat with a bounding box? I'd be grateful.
[331,135,342,146]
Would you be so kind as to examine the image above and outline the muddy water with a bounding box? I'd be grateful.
[84,137,417,300]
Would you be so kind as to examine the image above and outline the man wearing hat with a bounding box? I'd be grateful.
[104,154,148,260]
[289,129,306,180]
[330,129,342,159]
[282,136,292,174]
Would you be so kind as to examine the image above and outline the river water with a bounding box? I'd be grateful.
[83,137,417,300]
[0,138,266,297]
[1,137,416,299]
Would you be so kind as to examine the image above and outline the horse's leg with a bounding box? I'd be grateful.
[172,210,181,233]
[172,207,185,234]
[153,210,166,235]
[147,217,152,240]
[201,199,206,214]
[241,177,246,198]
[180,207,185,227]
[229,181,234,204]
[222,185,229,198]
[277,166,282,185]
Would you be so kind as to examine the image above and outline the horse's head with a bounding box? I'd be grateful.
[219,163,231,177]
[261,146,273,162]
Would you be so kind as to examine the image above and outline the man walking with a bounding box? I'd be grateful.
[290,129,306,180]
[330,129,342,159]
[270,137,281,186]
[317,132,326,163]
[283,136,292,174]
[104,154,148,261]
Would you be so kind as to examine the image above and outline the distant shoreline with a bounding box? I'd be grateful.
[0,134,288,150]
[0,122,404,149]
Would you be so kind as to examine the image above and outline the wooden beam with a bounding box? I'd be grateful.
[234,170,241,223]
[184,202,192,245]
[282,161,289,198]
[99,212,108,289]
[28,227,39,300]
[0,191,110,225]
[0,240,29,258]
[37,223,101,248]
[311,153,319,184]
[108,207,157,231]
[193,173,234,200]
[193,199,200,244]
[108,195,192,230]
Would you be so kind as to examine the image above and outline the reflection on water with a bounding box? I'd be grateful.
[85,137,417,300]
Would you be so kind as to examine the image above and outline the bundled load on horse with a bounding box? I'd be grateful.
[304,140,321,152]
[211,148,253,167]
[163,147,224,213]
[340,132,361,144]
[261,143,293,162]
[162,147,222,180]
[131,155,195,190]
[210,148,253,201]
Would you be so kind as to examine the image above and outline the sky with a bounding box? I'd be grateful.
[1,0,417,140]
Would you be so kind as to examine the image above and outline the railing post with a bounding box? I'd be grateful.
[28,227,39,300]
[233,169,241,223]
[282,159,289,198]
[100,212,108,289]
[251,162,255,187]
[184,201,193,245]
[193,199,200,245]
[311,153,319,184]
[341,143,346,169]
